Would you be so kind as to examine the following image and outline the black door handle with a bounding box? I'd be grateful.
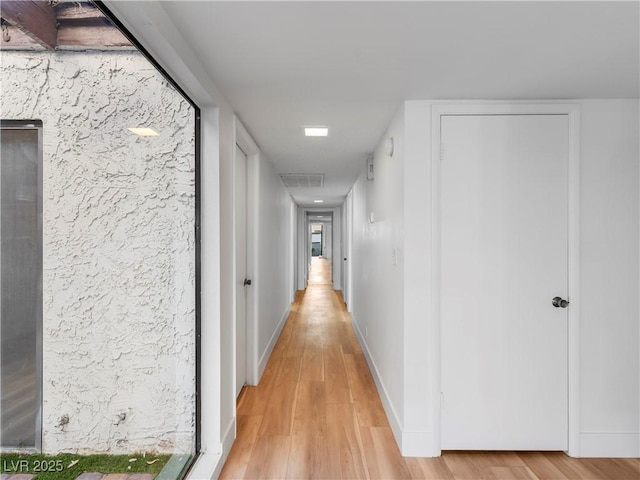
[552,296,569,308]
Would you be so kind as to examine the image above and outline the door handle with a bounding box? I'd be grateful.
[243,278,252,286]
[552,296,569,308]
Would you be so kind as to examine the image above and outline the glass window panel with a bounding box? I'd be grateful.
[0,2,198,476]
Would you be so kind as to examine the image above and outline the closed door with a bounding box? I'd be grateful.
[441,114,569,450]
[235,144,248,398]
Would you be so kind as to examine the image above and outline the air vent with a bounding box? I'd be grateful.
[279,173,324,188]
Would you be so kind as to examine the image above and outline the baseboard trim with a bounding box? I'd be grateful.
[351,316,404,452]
[257,306,290,380]
[185,418,235,480]
[352,315,438,457]
[402,430,439,457]
[579,432,640,458]
[184,450,223,480]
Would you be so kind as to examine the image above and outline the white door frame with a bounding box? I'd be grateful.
[430,103,581,456]
[233,117,260,387]
[344,190,353,311]
[297,207,342,290]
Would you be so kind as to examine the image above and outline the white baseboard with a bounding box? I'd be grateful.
[184,450,223,480]
[185,419,235,480]
[351,316,404,452]
[579,432,640,458]
[352,315,437,457]
[401,430,439,457]
[257,306,290,381]
[221,417,236,460]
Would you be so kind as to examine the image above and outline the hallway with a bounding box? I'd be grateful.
[219,258,639,480]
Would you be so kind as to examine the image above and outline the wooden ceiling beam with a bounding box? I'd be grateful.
[57,24,132,49]
[0,0,57,50]
[1,23,44,50]
[55,3,106,22]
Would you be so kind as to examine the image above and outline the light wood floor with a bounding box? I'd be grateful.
[219,258,639,480]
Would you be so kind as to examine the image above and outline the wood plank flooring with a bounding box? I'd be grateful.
[219,258,639,480]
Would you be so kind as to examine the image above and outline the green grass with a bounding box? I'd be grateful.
[0,453,171,480]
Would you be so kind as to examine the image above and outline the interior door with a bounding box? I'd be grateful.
[440,114,569,450]
[235,144,248,398]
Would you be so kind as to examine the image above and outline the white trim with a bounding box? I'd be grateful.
[221,417,236,459]
[185,450,223,480]
[186,417,235,480]
[258,306,290,379]
[186,107,222,480]
[233,117,261,388]
[401,431,437,457]
[579,433,640,458]
[351,315,404,452]
[345,190,354,311]
[566,109,581,457]
[430,102,581,456]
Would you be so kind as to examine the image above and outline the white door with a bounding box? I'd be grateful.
[441,114,569,450]
[235,144,248,398]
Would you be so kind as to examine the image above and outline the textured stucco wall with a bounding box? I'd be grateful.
[0,51,196,454]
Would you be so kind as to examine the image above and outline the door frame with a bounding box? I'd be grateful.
[233,117,259,387]
[430,103,581,456]
[296,207,342,291]
[0,120,44,452]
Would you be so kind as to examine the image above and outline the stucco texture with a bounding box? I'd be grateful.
[0,51,196,454]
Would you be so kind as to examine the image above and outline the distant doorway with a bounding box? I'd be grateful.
[311,224,323,257]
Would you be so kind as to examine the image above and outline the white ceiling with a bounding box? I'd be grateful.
[160,1,639,207]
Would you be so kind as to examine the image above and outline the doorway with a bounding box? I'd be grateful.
[304,211,336,289]
[1,120,43,450]
[436,107,580,451]
[311,224,323,257]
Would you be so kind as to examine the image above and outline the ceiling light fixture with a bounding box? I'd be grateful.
[314,200,324,203]
[128,127,159,136]
[305,127,328,137]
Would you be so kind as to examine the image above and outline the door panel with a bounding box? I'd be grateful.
[235,144,247,398]
[441,114,569,450]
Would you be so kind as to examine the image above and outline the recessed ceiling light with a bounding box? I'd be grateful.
[314,200,324,203]
[128,127,159,136]
[305,127,328,137]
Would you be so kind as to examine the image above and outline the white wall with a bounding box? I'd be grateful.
[353,99,639,458]
[578,100,639,456]
[255,154,296,378]
[1,50,196,454]
[350,105,406,448]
